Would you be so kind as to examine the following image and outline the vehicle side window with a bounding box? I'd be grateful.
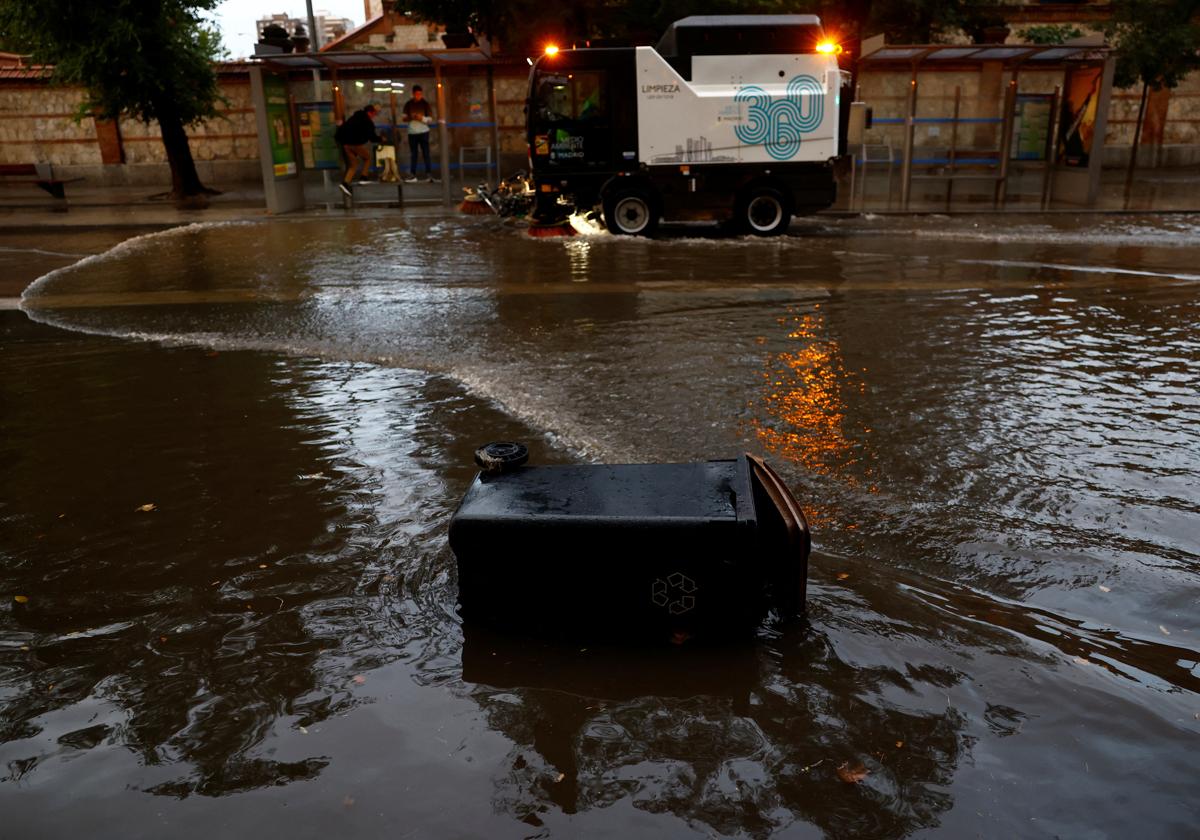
[574,72,604,121]
[535,72,605,122]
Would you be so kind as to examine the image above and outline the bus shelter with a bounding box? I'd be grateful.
[852,40,1114,210]
[249,47,520,213]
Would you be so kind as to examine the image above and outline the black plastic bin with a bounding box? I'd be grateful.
[449,448,810,639]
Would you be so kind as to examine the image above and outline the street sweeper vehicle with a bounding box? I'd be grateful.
[526,14,853,236]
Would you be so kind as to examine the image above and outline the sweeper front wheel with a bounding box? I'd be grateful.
[603,188,659,237]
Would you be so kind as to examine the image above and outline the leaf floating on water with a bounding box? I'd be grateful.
[352,675,366,685]
[836,572,850,581]
[836,761,869,784]
[895,741,904,748]
[14,595,29,604]
[299,726,309,735]
[1098,585,1111,592]
[554,772,565,783]
[136,503,157,513]
[258,564,268,569]
[1159,625,1171,636]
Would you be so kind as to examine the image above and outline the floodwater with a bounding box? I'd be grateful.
[3,213,1199,837]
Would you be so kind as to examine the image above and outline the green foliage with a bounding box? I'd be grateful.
[392,0,1024,53]
[858,0,981,45]
[1102,0,1200,90]
[1017,24,1083,45]
[0,0,224,125]
[396,0,812,52]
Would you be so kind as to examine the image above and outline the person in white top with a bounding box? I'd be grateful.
[402,85,436,182]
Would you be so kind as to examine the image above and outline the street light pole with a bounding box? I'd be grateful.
[306,0,332,208]
[305,0,320,51]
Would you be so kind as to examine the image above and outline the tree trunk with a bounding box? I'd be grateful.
[154,98,210,199]
[1124,80,1149,205]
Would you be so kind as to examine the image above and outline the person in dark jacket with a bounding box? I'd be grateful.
[335,104,382,195]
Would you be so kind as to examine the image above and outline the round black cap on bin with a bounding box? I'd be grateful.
[474,442,529,474]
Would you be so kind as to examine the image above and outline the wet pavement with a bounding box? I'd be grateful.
[2,213,1198,837]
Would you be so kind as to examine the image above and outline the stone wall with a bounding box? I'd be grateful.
[0,83,101,166]
[115,78,259,166]
[494,74,528,153]
[1107,72,1200,166]
[0,71,260,183]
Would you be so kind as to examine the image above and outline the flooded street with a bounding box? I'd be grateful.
[3,213,1198,837]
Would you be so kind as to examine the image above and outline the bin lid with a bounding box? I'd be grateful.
[454,459,756,525]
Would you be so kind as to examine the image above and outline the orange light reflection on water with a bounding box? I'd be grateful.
[749,309,869,483]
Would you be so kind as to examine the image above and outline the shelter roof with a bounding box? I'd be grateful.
[256,46,496,71]
[666,14,822,28]
[860,42,1110,67]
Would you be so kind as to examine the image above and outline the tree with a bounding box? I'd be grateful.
[866,0,958,44]
[395,0,794,54]
[0,0,226,200]
[1101,0,1200,193]
[1017,24,1084,45]
[395,0,1012,60]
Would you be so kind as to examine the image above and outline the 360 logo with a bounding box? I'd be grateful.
[734,75,824,161]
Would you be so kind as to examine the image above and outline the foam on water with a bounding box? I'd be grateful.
[20,220,260,301]
[959,258,1200,282]
[822,215,1200,247]
[0,245,89,259]
[18,224,625,464]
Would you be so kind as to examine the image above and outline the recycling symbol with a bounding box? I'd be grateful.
[651,572,698,615]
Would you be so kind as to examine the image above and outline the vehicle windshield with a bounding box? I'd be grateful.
[533,70,606,124]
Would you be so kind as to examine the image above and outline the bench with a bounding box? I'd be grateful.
[0,163,83,203]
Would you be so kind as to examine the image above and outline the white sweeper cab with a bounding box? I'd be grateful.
[526,14,853,236]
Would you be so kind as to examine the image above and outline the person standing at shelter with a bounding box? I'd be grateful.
[403,85,435,182]
[335,103,382,196]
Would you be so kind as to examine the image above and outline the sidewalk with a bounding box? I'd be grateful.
[844,166,1200,214]
[3,166,1199,230]
[0,177,461,229]
[0,182,268,229]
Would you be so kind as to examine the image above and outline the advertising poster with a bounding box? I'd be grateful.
[1059,67,1102,168]
[1012,94,1053,161]
[297,101,339,170]
[264,74,297,178]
